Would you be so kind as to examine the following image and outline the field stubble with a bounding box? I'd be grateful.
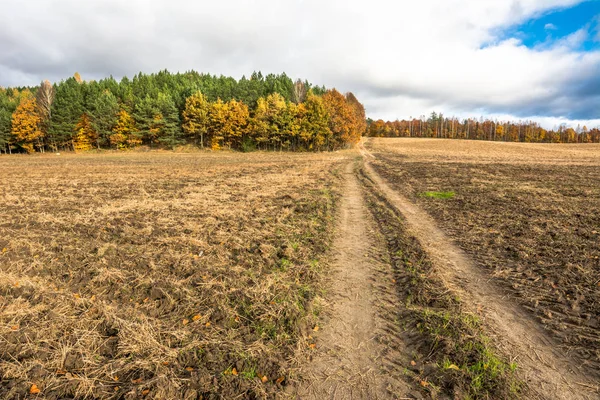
[0,151,348,399]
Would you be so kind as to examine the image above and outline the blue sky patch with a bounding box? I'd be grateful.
[495,0,600,51]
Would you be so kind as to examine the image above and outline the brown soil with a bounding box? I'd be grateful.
[362,138,599,399]
[294,159,411,399]
[367,138,600,375]
[3,143,597,399]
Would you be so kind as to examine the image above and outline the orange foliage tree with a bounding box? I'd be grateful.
[322,89,361,149]
[345,92,367,138]
[11,92,43,153]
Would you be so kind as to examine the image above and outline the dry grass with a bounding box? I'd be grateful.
[0,151,348,399]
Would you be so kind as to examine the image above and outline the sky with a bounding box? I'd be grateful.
[1,0,599,129]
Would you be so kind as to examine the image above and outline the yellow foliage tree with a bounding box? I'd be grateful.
[207,99,249,150]
[225,99,249,149]
[11,92,43,153]
[249,93,288,150]
[110,109,136,149]
[283,102,301,149]
[249,97,270,148]
[266,93,287,150]
[182,92,210,148]
[73,114,97,152]
[209,99,228,150]
[495,124,504,139]
[301,94,331,150]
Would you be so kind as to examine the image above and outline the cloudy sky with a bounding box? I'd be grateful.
[1,0,599,128]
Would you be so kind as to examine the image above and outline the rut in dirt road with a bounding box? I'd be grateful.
[295,160,410,400]
[360,143,599,400]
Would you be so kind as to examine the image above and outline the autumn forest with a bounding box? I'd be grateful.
[2,70,599,155]
[0,71,366,154]
[367,113,600,143]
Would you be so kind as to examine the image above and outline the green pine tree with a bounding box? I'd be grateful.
[48,78,84,150]
[89,90,119,148]
[155,92,182,148]
[133,93,181,148]
[0,89,17,153]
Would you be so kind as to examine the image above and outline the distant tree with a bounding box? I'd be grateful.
[264,73,294,101]
[345,92,367,137]
[73,114,97,152]
[301,93,330,150]
[368,119,387,137]
[282,101,301,149]
[265,93,288,150]
[118,76,135,111]
[89,90,119,148]
[11,92,43,153]
[48,78,84,150]
[0,107,12,153]
[0,89,19,153]
[110,109,136,149]
[364,112,600,144]
[132,95,157,145]
[565,127,577,143]
[133,93,181,148]
[292,79,308,104]
[248,97,270,149]
[322,89,359,149]
[208,98,228,150]
[182,91,210,147]
[237,75,262,108]
[36,80,55,147]
[224,99,249,149]
[155,92,182,148]
[248,93,288,150]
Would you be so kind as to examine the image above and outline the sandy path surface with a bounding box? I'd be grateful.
[295,160,410,400]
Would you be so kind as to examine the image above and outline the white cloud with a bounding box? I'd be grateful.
[545,23,558,30]
[0,0,598,128]
[551,27,589,49]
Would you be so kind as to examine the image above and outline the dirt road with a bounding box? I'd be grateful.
[297,143,598,399]
[295,160,410,399]
[360,141,599,400]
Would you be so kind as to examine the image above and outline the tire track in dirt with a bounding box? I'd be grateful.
[360,141,599,400]
[295,160,411,400]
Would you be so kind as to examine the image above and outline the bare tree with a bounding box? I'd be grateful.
[36,80,55,152]
[36,80,54,118]
[292,79,307,104]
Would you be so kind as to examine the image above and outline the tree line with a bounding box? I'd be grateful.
[368,112,600,143]
[0,71,366,153]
